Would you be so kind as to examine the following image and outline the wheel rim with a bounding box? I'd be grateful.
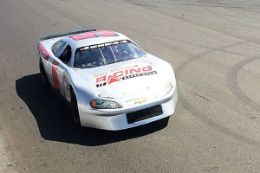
[40,63,48,86]
[72,101,79,123]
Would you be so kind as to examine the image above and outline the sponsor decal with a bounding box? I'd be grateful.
[95,65,157,88]
[134,98,146,104]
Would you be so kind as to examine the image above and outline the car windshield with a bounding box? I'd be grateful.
[74,40,146,68]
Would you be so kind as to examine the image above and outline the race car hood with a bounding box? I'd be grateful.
[75,55,176,104]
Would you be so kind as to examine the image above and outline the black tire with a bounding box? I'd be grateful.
[70,88,81,126]
[39,60,50,91]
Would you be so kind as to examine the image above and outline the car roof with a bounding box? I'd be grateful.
[63,30,131,50]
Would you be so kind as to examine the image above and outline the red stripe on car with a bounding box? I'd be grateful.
[52,60,60,91]
[96,30,118,37]
[70,32,97,41]
[70,30,118,41]
[38,43,50,60]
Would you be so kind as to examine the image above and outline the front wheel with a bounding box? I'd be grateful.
[70,88,81,126]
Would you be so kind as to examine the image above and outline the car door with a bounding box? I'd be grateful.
[51,41,72,99]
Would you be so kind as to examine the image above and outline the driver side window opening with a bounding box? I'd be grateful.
[59,45,72,63]
[52,40,72,64]
[52,40,66,58]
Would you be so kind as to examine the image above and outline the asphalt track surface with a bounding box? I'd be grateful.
[1,0,260,172]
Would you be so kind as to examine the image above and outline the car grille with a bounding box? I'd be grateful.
[126,105,163,124]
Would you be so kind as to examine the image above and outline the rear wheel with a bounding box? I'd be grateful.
[39,60,50,91]
[70,88,81,126]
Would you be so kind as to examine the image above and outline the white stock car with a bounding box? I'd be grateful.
[37,29,177,130]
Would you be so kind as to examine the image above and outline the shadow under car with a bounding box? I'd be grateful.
[16,73,169,146]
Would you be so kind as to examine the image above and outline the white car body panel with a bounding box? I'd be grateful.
[37,29,177,130]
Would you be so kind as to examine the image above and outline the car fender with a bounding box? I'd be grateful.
[65,68,97,113]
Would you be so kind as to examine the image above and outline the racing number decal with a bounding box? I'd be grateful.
[52,60,60,91]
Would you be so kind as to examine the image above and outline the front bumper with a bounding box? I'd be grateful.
[78,88,177,130]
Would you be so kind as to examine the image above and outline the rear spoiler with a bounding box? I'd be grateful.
[39,29,96,41]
